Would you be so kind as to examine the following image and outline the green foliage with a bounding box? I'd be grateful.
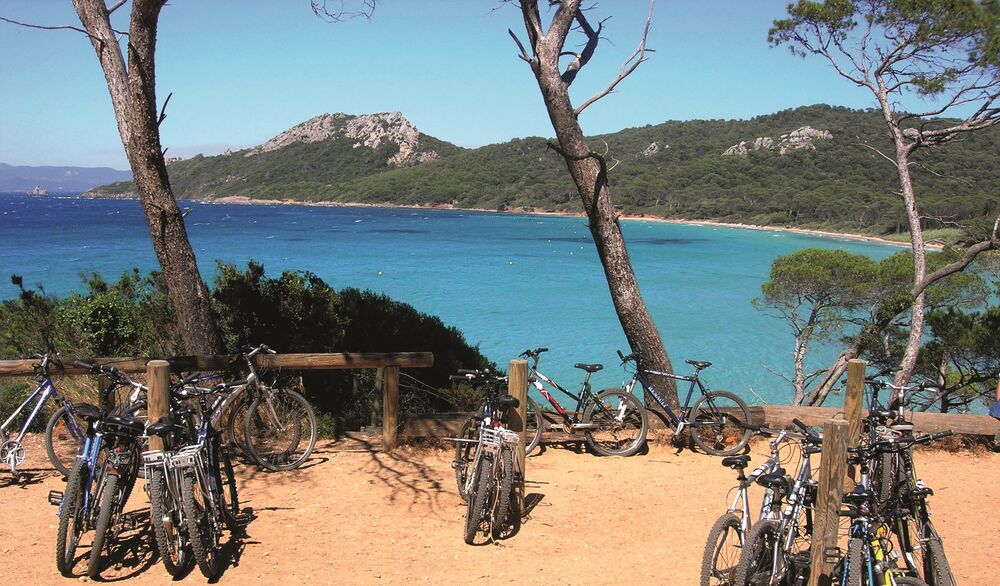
[89,105,1000,238]
[0,382,47,433]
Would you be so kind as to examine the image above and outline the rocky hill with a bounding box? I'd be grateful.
[91,105,1000,236]
[0,163,131,192]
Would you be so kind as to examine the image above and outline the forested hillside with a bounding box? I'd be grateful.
[93,105,1000,236]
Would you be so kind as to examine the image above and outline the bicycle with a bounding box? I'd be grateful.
[700,427,801,586]
[143,372,226,577]
[734,419,822,586]
[617,350,752,456]
[54,361,146,579]
[837,429,951,586]
[449,369,521,543]
[212,344,317,471]
[0,353,91,476]
[520,347,648,457]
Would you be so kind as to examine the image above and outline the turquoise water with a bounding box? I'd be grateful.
[0,193,897,404]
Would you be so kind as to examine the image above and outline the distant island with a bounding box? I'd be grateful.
[0,162,131,193]
[87,104,1000,238]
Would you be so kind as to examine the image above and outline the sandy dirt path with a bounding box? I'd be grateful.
[0,435,996,584]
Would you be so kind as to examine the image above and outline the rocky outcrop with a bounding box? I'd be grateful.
[245,112,439,167]
[723,126,832,156]
[642,141,669,157]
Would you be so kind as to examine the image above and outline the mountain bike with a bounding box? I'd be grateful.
[449,369,521,543]
[212,344,317,471]
[0,353,91,476]
[700,427,801,586]
[54,361,146,579]
[617,350,752,456]
[520,347,648,457]
[734,419,822,586]
[837,429,950,586]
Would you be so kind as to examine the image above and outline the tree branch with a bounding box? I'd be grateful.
[157,91,172,127]
[914,218,1000,296]
[0,15,96,39]
[573,0,654,116]
[310,0,375,22]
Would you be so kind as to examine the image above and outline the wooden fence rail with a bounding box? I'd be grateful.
[0,352,434,452]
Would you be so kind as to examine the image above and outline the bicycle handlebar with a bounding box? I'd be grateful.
[791,418,822,444]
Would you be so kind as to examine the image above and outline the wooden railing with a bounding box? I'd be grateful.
[0,352,433,451]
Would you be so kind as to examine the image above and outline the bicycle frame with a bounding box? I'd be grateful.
[624,367,703,432]
[1,373,82,473]
[725,431,792,535]
[528,368,596,423]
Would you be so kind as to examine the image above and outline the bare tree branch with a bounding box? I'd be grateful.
[157,91,172,127]
[508,28,532,63]
[310,0,375,22]
[0,15,95,39]
[573,0,653,116]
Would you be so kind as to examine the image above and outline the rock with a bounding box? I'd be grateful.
[245,112,438,167]
[722,125,831,156]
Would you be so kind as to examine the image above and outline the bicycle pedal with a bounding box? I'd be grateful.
[823,546,842,564]
[451,460,466,470]
[47,490,63,506]
[122,512,140,531]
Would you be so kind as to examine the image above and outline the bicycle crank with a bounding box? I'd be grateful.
[0,440,25,468]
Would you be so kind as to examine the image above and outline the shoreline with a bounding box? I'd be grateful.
[206,194,925,250]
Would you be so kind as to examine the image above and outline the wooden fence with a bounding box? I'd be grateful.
[0,352,434,451]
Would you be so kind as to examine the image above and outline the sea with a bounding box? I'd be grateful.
[0,193,898,406]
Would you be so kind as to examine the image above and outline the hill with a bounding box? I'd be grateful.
[0,163,131,192]
[92,105,1000,236]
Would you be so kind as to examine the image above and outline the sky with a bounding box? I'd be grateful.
[0,0,905,170]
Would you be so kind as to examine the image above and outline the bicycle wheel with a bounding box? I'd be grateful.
[454,416,479,502]
[690,391,752,456]
[582,388,649,457]
[148,467,191,576]
[215,440,242,532]
[734,518,779,586]
[463,455,494,545]
[841,537,864,586]
[525,398,543,455]
[56,459,88,576]
[923,535,955,586]
[45,405,88,477]
[243,388,317,471]
[896,578,931,586]
[223,391,254,461]
[491,446,514,540]
[180,469,223,579]
[700,512,743,586]
[87,471,120,579]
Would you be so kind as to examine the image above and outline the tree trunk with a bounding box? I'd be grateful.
[520,2,676,406]
[804,344,860,407]
[73,0,219,355]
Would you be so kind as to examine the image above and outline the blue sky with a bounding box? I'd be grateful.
[1,1,893,169]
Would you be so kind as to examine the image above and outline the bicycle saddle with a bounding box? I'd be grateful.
[721,454,750,469]
[756,469,790,493]
[497,395,520,411]
[103,413,145,434]
[685,360,712,369]
[146,416,181,437]
[574,363,603,373]
[73,403,102,422]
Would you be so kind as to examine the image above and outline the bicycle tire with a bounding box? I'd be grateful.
[525,398,543,455]
[223,391,254,460]
[87,471,120,579]
[45,405,87,477]
[243,388,317,471]
[873,451,896,511]
[690,391,752,456]
[842,537,864,586]
[491,447,514,540]
[148,467,191,576]
[582,388,649,457]
[734,518,779,586]
[895,578,931,586]
[216,441,242,532]
[463,455,493,545]
[180,469,223,579]
[700,512,743,586]
[56,458,87,576]
[923,533,955,586]
[454,416,478,502]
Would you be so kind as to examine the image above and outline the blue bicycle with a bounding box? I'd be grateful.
[1,353,91,476]
[54,361,146,579]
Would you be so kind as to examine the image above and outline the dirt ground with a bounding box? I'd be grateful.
[0,434,997,585]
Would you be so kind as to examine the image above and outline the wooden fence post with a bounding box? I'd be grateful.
[843,359,866,489]
[508,360,529,512]
[146,360,170,452]
[808,419,849,586]
[379,366,400,452]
